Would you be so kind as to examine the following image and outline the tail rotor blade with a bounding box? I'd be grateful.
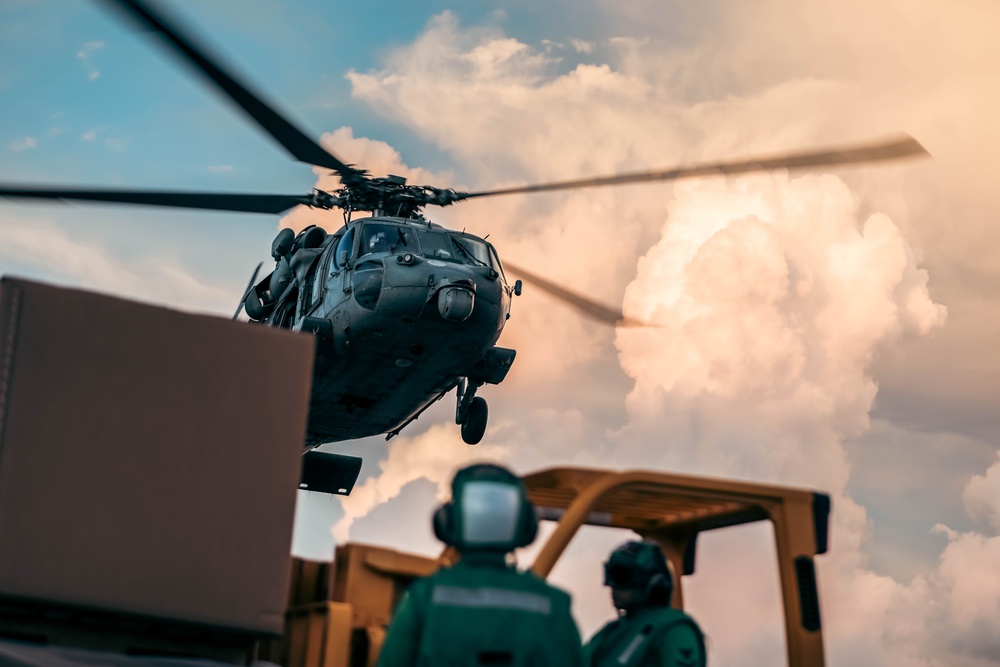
[504,261,652,328]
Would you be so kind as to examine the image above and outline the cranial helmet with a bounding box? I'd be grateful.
[433,463,538,552]
[603,540,673,606]
[369,232,389,251]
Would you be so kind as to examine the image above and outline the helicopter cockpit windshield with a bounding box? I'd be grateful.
[358,223,501,275]
[414,230,455,261]
[415,230,498,271]
[452,234,493,269]
[360,223,415,256]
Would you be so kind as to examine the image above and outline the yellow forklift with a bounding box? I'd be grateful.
[269,466,830,667]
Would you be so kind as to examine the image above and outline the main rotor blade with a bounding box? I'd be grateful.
[456,135,928,201]
[0,186,312,214]
[95,0,364,180]
[504,261,651,328]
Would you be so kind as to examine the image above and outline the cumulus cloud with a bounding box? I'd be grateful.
[597,170,953,665]
[929,529,1000,663]
[614,173,945,485]
[0,214,235,314]
[962,451,1000,533]
[842,486,1000,667]
[301,3,1000,664]
[345,12,659,180]
[277,126,455,234]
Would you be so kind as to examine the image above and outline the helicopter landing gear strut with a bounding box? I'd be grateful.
[456,378,488,445]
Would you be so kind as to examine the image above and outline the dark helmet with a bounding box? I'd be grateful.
[432,463,538,553]
[603,541,673,606]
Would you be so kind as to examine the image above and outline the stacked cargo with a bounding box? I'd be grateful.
[0,278,315,664]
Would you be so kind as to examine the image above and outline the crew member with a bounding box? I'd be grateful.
[377,463,584,667]
[584,541,706,667]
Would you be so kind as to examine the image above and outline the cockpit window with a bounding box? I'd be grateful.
[415,230,456,261]
[488,246,504,279]
[453,234,493,269]
[361,223,415,256]
[415,230,496,269]
[332,228,355,271]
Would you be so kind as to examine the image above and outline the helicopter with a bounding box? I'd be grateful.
[0,0,929,450]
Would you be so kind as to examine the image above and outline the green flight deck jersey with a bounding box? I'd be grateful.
[377,555,584,667]
[584,606,705,667]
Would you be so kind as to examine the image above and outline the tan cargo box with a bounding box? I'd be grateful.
[0,277,314,637]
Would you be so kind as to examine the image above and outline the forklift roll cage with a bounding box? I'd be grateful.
[274,466,830,667]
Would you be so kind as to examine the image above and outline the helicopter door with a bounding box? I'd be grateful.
[303,246,331,315]
[322,228,357,310]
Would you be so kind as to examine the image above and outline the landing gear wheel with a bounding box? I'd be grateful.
[461,396,488,445]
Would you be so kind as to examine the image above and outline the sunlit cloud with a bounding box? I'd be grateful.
[610,172,953,664]
[0,214,234,314]
[278,126,454,234]
[963,451,1000,533]
[321,4,1000,662]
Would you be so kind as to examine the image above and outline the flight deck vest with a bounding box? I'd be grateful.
[377,560,583,667]
[585,607,705,667]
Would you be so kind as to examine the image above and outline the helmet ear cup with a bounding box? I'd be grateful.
[645,572,673,607]
[432,503,454,545]
[515,504,538,548]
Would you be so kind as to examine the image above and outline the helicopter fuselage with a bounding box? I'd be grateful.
[245,216,517,447]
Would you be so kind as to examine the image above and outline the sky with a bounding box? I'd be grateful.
[2,0,999,665]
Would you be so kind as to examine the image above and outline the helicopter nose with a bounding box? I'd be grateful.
[436,280,476,322]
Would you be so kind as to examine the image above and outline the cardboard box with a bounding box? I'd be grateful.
[0,277,314,636]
